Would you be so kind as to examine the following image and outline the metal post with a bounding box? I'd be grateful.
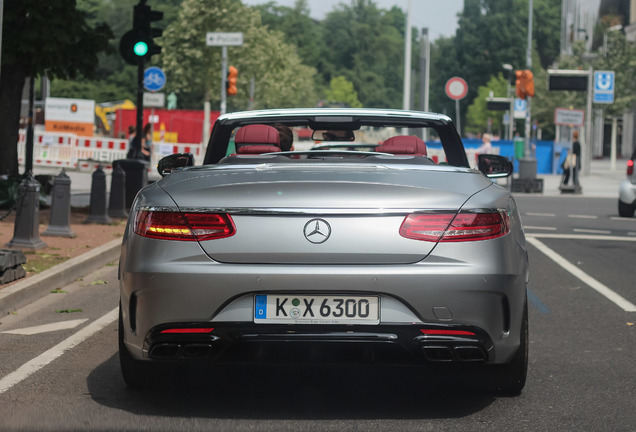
[610,116,617,170]
[402,0,412,111]
[455,99,461,137]
[221,45,227,115]
[25,77,35,175]
[584,65,593,176]
[134,57,145,158]
[524,0,533,157]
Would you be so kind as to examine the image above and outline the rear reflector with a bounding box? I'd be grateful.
[160,328,215,334]
[628,159,634,176]
[420,329,476,336]
[400,211,509,242]
[134,210,235,241]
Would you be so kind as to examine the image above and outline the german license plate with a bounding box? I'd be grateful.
[254,295,379,325]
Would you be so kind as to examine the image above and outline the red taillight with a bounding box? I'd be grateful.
[400,211,509,242]
[420,329,476,336]
[628,159,634,176]
[160,328,215,334]
[133,210,235,241]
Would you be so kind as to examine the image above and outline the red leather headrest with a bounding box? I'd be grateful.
[237,145,282,154]
[376,135,427,156]
[235,124,280,146]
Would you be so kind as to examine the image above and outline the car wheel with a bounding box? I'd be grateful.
[618,200,635,218]
[118,305,154,389]
[486,299,528,396]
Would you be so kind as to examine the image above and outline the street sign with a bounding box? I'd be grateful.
[143,92,165,108]
[206,32,244,46]
[514,98,527,119]
[593,92,615,103]
[445,77,468,100]
[554,107,584,126]
[593,70,615,104]
[144,66,166,92]
[594,71,615,92]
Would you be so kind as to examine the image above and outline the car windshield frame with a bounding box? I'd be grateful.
[203,108,470,168]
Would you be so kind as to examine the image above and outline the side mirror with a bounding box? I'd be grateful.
[157,153,195,177]
[477,154,513,178]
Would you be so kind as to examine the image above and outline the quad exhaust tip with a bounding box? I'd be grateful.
[422,345,485,362]
[149,343,213,359]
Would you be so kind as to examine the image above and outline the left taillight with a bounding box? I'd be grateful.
[133,210,235,241]
[400,211,509,242]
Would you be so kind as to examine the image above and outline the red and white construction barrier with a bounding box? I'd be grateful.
[18,130,202,173]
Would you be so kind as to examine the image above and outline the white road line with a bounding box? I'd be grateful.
[610,217,636,222]
[526,233,636,241]
[0,308,118,395]
[1,319,89,335]
[524,226,557,231]
[573,228,612,235]
[526,237,636,313]
[568,214,598,219]
[525,212,556,217]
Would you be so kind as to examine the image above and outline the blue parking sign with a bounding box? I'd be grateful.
[594,71,614,92]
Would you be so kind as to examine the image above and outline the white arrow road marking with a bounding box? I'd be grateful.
[1,319,89,336]
[527,237,636,312]
[0,308,118,395]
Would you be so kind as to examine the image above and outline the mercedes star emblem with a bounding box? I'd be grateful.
[303,218,331,244]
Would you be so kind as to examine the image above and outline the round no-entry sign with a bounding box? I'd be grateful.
[445,77,468,100]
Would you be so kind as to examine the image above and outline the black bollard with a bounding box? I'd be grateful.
[112,159,148,209]
[108,165,128,219]
[85,165,112,224]
[43,170,76,238]
[6,175,47,249]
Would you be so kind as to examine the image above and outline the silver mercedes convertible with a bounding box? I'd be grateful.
[118,108,529,395]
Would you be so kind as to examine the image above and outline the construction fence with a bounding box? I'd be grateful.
[17,130,203,173]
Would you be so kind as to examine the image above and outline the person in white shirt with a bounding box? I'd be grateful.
[477,133,493,154]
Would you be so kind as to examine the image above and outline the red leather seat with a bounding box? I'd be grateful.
[376,135,427,156]
[235,124,281,154]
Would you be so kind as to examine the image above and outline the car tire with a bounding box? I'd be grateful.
[618,200,635,218]
[486,299,528,396]
[118,305,154,389]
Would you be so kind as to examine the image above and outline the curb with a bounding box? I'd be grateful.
[0,239,121,316]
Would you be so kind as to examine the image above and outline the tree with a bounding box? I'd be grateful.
[0,0,112,177]
[160,0,316,110]
[325,76,362,108]
[321,1,404,108]
[465,74,510,136]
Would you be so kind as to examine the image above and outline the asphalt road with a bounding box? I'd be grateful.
[0,196,634,431]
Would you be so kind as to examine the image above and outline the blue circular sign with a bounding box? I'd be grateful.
[144,66,166,92]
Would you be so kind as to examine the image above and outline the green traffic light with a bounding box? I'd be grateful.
[133,41,148,56]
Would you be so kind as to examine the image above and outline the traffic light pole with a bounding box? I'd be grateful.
[134,57,145,157]
[221,46,227,115]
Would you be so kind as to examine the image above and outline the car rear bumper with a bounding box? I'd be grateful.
[135,322,494,366]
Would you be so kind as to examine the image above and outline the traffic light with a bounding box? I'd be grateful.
[227,66,238,96]
[515,69,535,100]
[119,2,163,65]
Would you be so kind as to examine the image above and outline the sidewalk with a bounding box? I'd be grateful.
[508,157,626,198]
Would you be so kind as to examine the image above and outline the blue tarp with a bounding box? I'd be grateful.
[427,139,560,174]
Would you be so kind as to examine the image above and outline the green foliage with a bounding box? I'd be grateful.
[465,74,510,135]
[325,76,363,108]
[160,0,316,109]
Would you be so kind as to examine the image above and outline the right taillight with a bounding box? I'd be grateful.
[400,211,509,242]
[133,210,235,241]
[627,160,634,176]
